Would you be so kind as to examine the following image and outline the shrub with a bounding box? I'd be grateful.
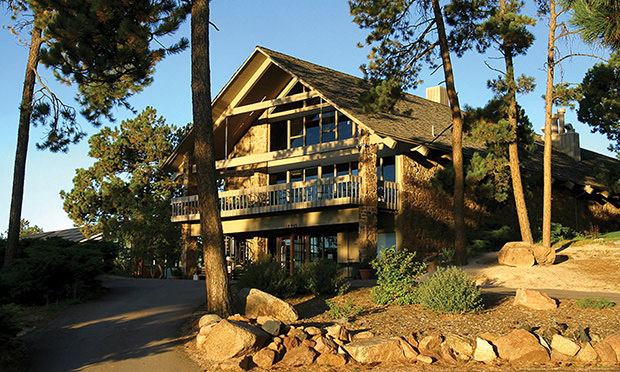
[297,259,350,296]
[416,266,482,314]
[0,238,114,305]
[575,297,615,309]
[325,297,363,319]
[535,222,582,244]
[237,260,298,298]
[371,247,426,305]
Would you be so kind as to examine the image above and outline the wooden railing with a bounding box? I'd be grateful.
[171,175,399,222]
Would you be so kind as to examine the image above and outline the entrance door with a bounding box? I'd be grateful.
[277,235,306,274]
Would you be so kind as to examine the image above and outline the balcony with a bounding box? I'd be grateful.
[171,175,399,222]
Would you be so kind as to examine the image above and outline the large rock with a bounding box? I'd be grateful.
[576,342,599,362]
[532,245,556,265]
[418,333,443,359]
[278,345,317,367]
[315,353,347,366]
[593,341,618,363]
[498,241,535,267]
[198,313,222,328]
[313,336,338,354]
[396,336,419,360]
[343,337,406,364]
[444,333,474,360]
[551,334,580,357]
[252,348,277,369]
[473,337,497,362]
[234,288,298,323]
[514,288,557,310]
[495,329,549,363]
[603,331,620,359]
[200,320,270,361]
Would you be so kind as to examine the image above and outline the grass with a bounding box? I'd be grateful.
[555,230,620,247]
[575,297,616,309]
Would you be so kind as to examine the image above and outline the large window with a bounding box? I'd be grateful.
[269,110,357,151]
[377,156,396,182]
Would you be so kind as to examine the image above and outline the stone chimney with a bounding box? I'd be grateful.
[548,108,581,161]
[426,86,449,106]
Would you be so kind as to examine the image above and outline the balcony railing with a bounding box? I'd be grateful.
[171,175,399,222]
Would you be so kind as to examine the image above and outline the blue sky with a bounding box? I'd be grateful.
[0,0,614,233]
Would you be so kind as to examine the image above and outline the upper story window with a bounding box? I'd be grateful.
[269,109,357,151]
[377,156,396,182]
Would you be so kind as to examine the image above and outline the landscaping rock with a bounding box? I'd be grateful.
[278,345,317,366]
[575,342,599,362]
[495,329,549,363]
[313,336,338,354]
[235,288,298,323]
[228,314,250,323]
[532,245,556,265]
[551,350,573,361]
[315,353,347,366]
[514,288,557,310]
[198,314,222,328]
[351,330,374,341]
[396,336,419,360]
[199,320,270,361]
[551,334,580,357]
[282,336,301,351]
[418,333,443,360]
[407,331,420,348]
[343,337,406,364]
[325,324,351,342]
[261,319,281,336]
[304,326,322,336]
[214,356,252,371]
[603,331,620,359]
[498,242,535,267]
[252,348,277,369]
[592,341,617,363]
[439,343,458,363]
[444,333,473,360]
[416,354,434,364]
[473,337,497,362]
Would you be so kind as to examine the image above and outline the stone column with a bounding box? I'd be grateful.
[181,153,198,276]
[358,130,378,262]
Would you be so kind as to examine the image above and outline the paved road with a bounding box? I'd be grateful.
[21,277,206,372]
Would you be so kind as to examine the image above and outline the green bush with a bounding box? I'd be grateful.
[297,259,350,296]
[0,238,116,305]
[416,266,482,314]
[575,297,615,309]
[371,247,427,305]
[535,222,582,244]
[326,297,363,319]
[468,225,516,253]
[237,260,299,298]
[0,304,21,344]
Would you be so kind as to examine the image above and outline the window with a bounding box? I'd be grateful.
[305,114,320,146]
[270,121,287,151]
[289,118,304,148]
[377,156,396,182]
[321,111,336,142]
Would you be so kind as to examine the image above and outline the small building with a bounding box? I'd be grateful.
[163,47,620,275]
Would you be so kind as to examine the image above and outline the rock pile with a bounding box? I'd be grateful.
[194,312,620,370]
[498,241,556,267]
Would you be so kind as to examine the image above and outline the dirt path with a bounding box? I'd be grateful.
[20,277,205,372]
[462,241,620,294]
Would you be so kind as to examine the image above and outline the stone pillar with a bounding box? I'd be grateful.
[358,130,378,262]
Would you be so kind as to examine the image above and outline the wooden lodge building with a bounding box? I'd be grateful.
[163,47,620,276]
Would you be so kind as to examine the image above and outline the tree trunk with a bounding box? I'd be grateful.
[431,0,467,265]
[543,0,558,252]
[4,26,43,267]
[499,0,534,245]
[191,0,232,317]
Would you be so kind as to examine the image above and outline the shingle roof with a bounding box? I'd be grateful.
[22,228,102,243]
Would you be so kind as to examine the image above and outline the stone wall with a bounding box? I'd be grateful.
[358,131,378,262]
[224,123,269,191]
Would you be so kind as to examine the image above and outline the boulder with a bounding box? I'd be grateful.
[473,337,497,362]
[198,313,222,328]
[304,326,323,336]
[343,337,406,364]
[324,324,350,342]
[495,329,549,363]
[214,356,252,371]
[444,333,474,360]
[532,245,556,265]
[498,242,535,267]
[278,345,317,367]
[603,331,620,359]
[593,341,618,363]
[234,288,298,323]
[351,330,374,341]
[199,320,270,362]
[252,348,277,369]
[575,342,599,362]
[396,336,419,360]
[315,353,347,366]
[514,288,557,310]
[418,333,443,360]
[551,334,580,357]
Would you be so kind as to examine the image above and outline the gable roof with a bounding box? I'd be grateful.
[21,228,103,243]
[163,46,619,195]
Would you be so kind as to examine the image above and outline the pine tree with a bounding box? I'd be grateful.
[60,108,185,276]
[2,0,187,267]
[350,0,468,265]
[568,0,620,51]
[190,0,233,317]
[446,0,536,244]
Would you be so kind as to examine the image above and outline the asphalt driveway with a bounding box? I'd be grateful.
[21,277,205,372]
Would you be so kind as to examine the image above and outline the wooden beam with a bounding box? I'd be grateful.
[214,57,272,127]
[259,77,299,120]
[257,102,332,123]
[230,90,319,116]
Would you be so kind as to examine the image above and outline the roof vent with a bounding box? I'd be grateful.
[548,108,581,161]
[426,86,449,106]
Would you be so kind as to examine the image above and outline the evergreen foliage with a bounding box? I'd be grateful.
[567,0,620,51]
[60,108,186,275]
[416,266,483,313]
[577,53,620,157]
[371,247,427,305]
[297,259,351,296]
